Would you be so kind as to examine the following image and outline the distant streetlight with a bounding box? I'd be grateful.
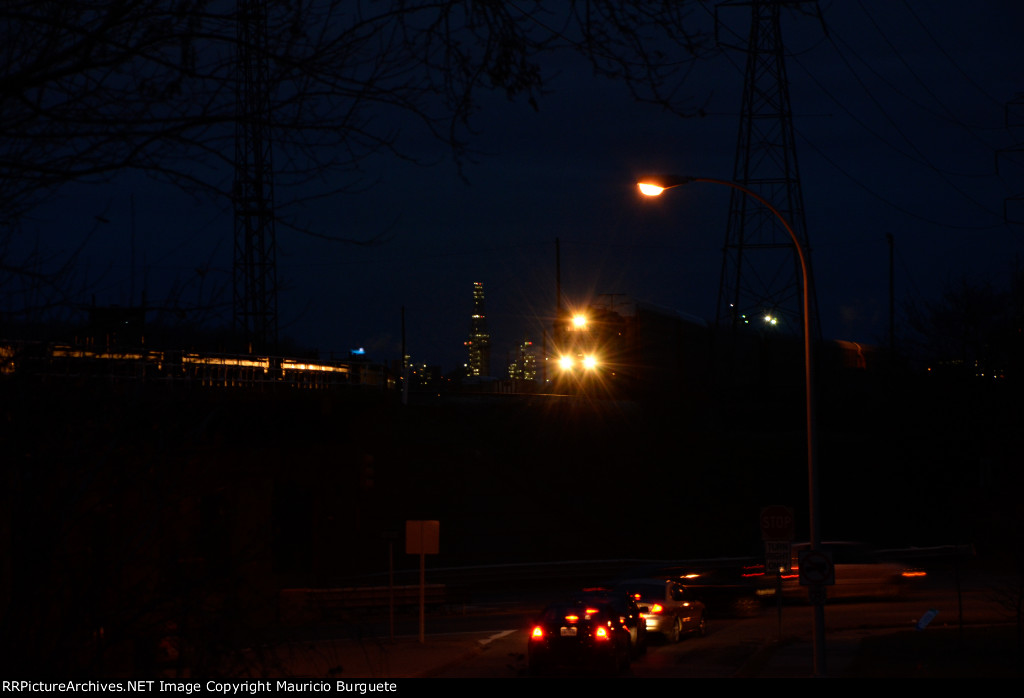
[638,174,825,676]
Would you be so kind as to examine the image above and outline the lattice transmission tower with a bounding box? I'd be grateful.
[233,0,278,352]
[717,0,820,341]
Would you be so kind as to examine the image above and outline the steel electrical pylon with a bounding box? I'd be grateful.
[717,0,820,340]
[233,0,278,352]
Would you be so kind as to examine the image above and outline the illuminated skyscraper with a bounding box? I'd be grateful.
[508,340,538,381]
[465,282,491,377]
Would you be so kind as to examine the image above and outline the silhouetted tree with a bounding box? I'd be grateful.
[1,1,718,675]
[905,273,1019,381]
[1,1,712,231]
[1,1,714,337]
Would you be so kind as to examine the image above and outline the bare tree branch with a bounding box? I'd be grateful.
[2,1,712,227]
[1,1,713,339]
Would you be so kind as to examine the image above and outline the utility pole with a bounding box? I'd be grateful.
[887,233,895,356]
[234,0,278,353]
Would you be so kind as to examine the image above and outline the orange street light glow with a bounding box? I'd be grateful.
[637,182,666,196]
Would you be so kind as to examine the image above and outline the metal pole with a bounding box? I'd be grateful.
[699,178,825,676]
[418,551,426,644]
[639,175,824,675]
[887,233,895,356]
[401,306,408,406]
[388,539,395,643]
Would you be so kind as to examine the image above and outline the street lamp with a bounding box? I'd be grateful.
[638,174,825,675]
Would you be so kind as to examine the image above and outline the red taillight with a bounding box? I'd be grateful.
[594,625,610,640]
[742,564,766,578]
[531,626,544,640]
[649,603,664,614]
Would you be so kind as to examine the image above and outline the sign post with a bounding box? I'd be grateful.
[760,505,794,639]
[406,520,439,643]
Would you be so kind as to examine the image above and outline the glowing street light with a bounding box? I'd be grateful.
[637,182,669,197]
[638,173,824,675]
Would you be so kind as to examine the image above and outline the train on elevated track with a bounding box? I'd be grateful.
[545,299,881,401]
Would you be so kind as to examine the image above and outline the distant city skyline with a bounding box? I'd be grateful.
[7,2,1024,374]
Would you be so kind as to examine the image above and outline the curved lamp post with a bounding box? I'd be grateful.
[638,174,824,676]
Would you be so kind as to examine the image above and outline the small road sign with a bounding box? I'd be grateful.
[765,541,791,573]
[798,548,834,586]
[760,505,795,541]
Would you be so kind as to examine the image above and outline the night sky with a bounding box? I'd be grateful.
[13,1,1024,373]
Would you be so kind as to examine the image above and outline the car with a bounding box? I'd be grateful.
[528,601,633,675]
[657,562,770,617]
[571,587,648,657]
[614,578,707,643]
[782,541,927,600]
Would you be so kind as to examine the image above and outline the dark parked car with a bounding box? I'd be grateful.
[528,601,633,675]
[614,578,707,643]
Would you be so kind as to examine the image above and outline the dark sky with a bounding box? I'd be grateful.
[15,1,1024,373]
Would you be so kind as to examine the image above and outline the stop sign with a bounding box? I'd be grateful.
[760,505,794,541]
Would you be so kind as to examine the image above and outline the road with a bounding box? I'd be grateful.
[429,573,1011,678]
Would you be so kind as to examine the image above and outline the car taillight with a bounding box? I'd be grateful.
[594,625,610,641]
[649,603,664,614]
[742,563,766,577]
[530,626,545,640]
